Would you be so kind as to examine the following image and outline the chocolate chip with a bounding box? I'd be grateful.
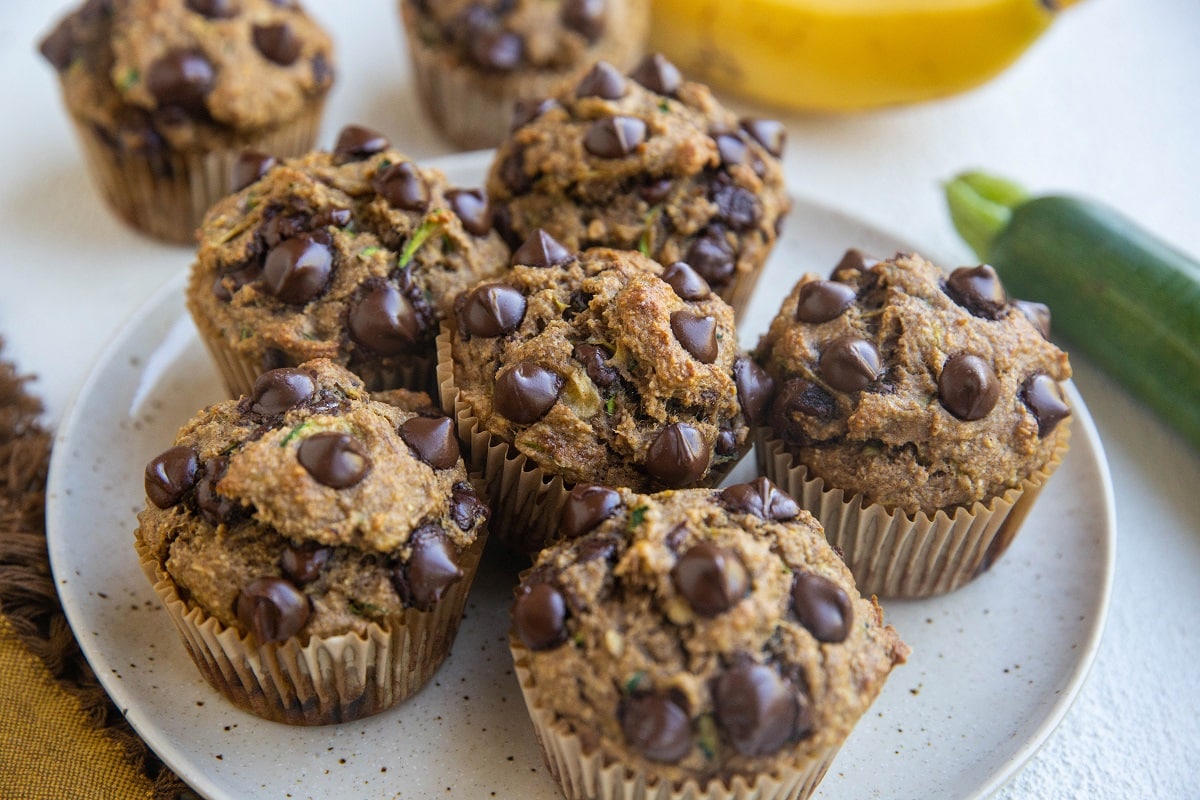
[311,51,333,87]
[833,248,878,275]
[297,432,371,489]
[399,415,460,469]
[712,178,761,230]
[451,481,487,530]
[794,280,856,323]
[262,234,333,305]
[573,343,618,387]
[645,423,710,487]
[1021,373,1070,437]
[250,367,315,415]
[144,445,198,508]
[469,29,523,71]
[235,577,310,643]
[397,526,462,610]
[671,310,719,364]
[714,663,799,757]
[347,280,419,354]
[584,116,647,159]
[714,134,749,167]
[333,124,389,161]
[561,0,605,41]
[791,572,852,643]
[494,362,561,424]
[720,477,799,521]
[619,693,692,763]
[372,161,428,211]
[938,353,1000,421]
[195,455,237,525]
[498,149,531,194]
[733,355,775,425]
[946,264,1008,319]
[715,430,738,456]
[230,150,276,192]
[511,229,572,267]
[630,52,681,96]
[575,61,627,99]
[146,49,214,113]
[639,177,674,205]
[740,118,786,158]
[511,97,557,130]
[662,262,711,301]
[560,483,621,539]
[685,227,735,287]
[512,583,567,650]
[769,378,837,446]
[253,22,301,66]
[673,542,748,617]
[38,19,75,70]
[819,335,882,392]
[186,0,239,17]
[457,283,525,339]
[280,543,332,585]
[446,188,492,236]
[1014,299,1052,339]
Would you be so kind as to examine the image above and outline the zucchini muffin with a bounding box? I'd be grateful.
[399,0,650,150]
[38,0,334,244]
[439,231,774,553]
[134,358,489,724]
[510,479,908,800]
[486,54,789,317]
[187,124,511,398]
[754,249,1072,597]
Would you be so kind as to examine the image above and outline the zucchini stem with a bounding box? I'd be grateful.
[944,171,1030,261]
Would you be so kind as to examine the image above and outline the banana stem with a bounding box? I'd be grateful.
[944,172,1031,261]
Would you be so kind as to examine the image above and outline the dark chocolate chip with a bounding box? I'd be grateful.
[262,234,333,305]
[769,378,837,447]
[399,415,460,469]
[714,134,749,167]
[457,282,526,337]
[733,355,775,425]
[512,582,567,650]
[511,228,572,267]
[252,22,301,66]
[347,280,420,354]
[639,177,674,205]
[1014,299,1052,339]
[672,542,748,617]
[561,0,605,41]
[195,455,237,525]
[230,150,276,192]
[630,52,681,96]
[645,423,710,488]
[939,353,1000,421]
[451,481,487,531]
[715,429,738,456]
[662,262,711,301]
[794,280,856,323]
[584,116,647,159]
[833,247,878,274]
[144,445,198,508]
[333,124,389,161]
[372,161,428,211]
[494,362,562,424]
[311,51,333,87]
[712,178,761,231]
[819,335,882,392]
[511,97,557,130]
[945,264,1008,320]
[714,663,799,757]
[186,0,239,17]
[575,61,627,99]
[399,526,462,610]
[720,477,799,521]
[146,49,214,113]
[38,19,75,70]
[280,543,332,585]
[685,227,735,287]
[250,367,315,415]
[740,118,786,158]
[791,572,853,643]
[297,432,371,489]
[498,149,531,194]
[671,310,719,364]
[1021,373,1070,437]
[619,693,692,763]
[235,577,310,643]
[446,188,492,236]
[468,28,523,71]
[560,484,621,539]
[573,343,618,387]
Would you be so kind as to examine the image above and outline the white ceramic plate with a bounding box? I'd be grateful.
[46,152,1114,800]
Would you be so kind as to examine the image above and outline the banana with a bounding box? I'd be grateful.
[649,0,1082,112]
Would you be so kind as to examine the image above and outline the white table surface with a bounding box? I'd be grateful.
[2,1,1198,797]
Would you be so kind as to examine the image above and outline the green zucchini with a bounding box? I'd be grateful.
[945,171,1200,451]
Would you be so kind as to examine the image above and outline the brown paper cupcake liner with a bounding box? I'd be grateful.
[755,425,1070,598]
[134,533,485,725]
[511,643,839,800]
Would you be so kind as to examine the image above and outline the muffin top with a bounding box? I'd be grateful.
[135,359,489,643]
[755,250,1073,514]
[39,0,334,145]
[187,125,511,389]
[511,479,908,784]
[485,55,789,295]
[449,232,774,490]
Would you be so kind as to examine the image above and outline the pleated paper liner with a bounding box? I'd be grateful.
[134,532,485,725]
[755,424,1070,599]
[511,642,840,800]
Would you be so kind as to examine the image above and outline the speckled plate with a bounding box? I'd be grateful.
[45,151,1114,800]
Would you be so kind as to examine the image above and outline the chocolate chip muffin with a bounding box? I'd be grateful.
[38,0,334,244]
[187,124,511,399]
[485,54,789,318]
[509,479,908,800]
[134,358,490,724]
[754,249,1073,597]
[439,230,774,553]
[399,0,650,150]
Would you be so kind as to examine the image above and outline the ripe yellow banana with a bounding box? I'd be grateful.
[649,0,1082,111]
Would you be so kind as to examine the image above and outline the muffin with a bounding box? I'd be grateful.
[187,124,511,399]
[399,0,650,150]
[485,54,789,318]
[439,230,774,553]
[753,249,1073,597]
[134,358,490,724]
[510,479,908,800]
[38,0,335,245]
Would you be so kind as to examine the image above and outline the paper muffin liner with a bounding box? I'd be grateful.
[511,641,839,800]
[67,98,325,245]
[755,424,1071,598]
[134,532,486,725]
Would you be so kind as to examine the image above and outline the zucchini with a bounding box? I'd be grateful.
[945,171,1200,450]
